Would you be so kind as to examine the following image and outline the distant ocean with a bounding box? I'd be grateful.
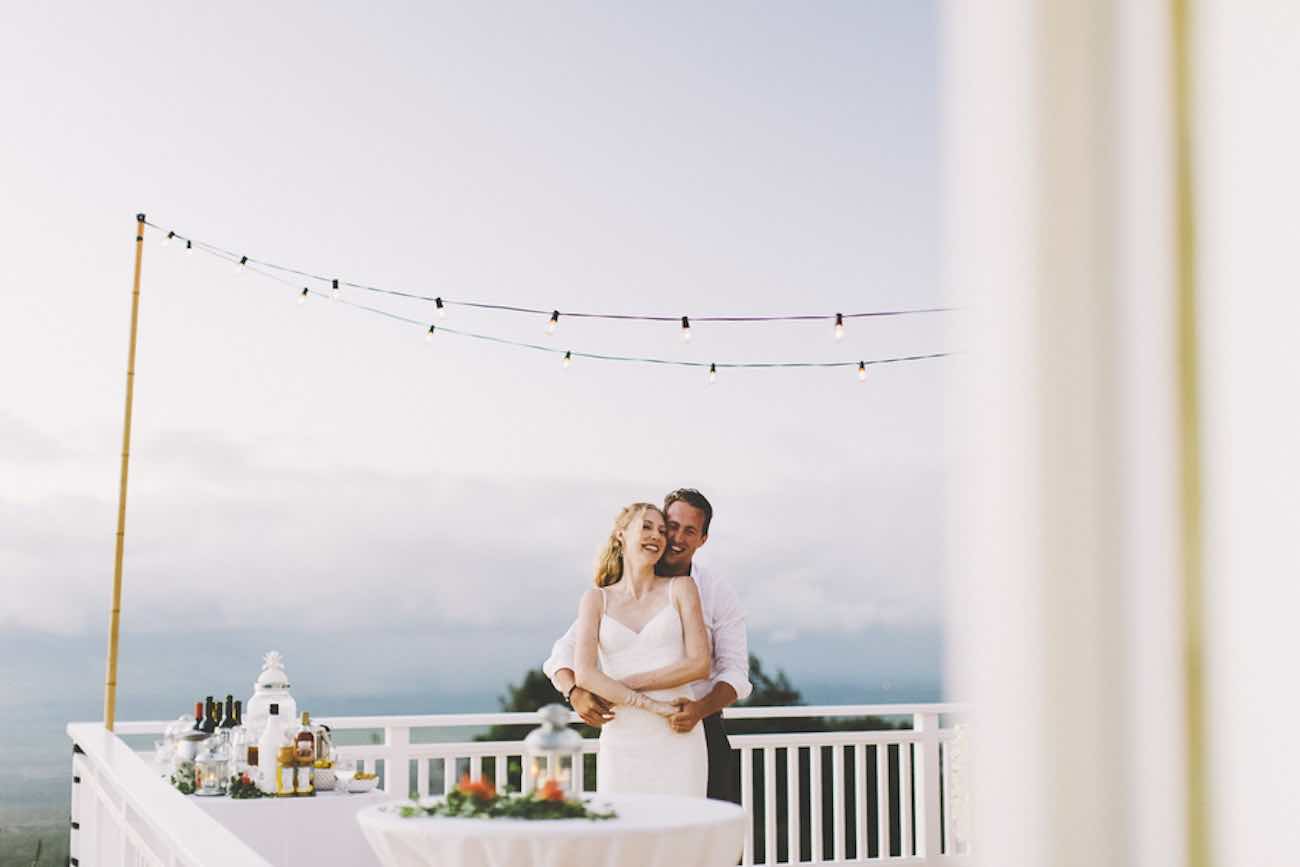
[3,679,941,821]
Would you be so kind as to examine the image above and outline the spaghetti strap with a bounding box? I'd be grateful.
[599,586,607,615]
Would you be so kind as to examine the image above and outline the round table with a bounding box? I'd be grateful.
[356,793,745,867]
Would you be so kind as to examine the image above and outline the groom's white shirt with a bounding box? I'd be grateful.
[542,561,752,702]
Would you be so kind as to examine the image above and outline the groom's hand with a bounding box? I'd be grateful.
[668,698,704,733]
[571,688,615,727]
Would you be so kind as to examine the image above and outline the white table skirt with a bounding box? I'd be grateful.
[195,788,393,866]
[356,794,745,867]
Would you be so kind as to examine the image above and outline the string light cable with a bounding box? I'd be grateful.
[145,221,954,332]
[146,221,953,376]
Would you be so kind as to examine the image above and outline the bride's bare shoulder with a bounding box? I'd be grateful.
[577,586,604,615]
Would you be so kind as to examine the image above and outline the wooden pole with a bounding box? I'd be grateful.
[104,213,147,731]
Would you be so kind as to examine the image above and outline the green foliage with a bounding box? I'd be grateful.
[169,761,196,795]
[399,786,616,820]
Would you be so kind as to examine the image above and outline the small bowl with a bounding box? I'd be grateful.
[347,776,378,794]
[314,768,336,791]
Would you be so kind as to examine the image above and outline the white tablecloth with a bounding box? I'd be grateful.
[195,788,393,866]
[356,794,745,867]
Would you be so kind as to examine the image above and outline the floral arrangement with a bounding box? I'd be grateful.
[399,775,616,821]
[228,772,264,799]
[169,761,195,795]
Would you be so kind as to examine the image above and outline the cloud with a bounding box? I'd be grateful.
[1,429,948,663]
[0,412,67,463]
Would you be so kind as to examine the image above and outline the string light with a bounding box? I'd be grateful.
[835,313,845,341]
[426,324,436,342]
[236,255,248,273]
[547,310,559,335]
[435,297,446,319]
[142,221,952,381]
[162,231,175,247]
[143,218,955,327]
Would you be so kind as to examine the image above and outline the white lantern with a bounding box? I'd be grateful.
[194,740,230,797]
[524,704,584,799]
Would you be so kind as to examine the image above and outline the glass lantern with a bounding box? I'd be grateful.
[524,704,583,798]
[194,741,230,797]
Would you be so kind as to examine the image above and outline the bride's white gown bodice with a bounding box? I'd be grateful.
[596,583,707,797]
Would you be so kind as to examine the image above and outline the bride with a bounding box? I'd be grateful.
[574,502,711,796]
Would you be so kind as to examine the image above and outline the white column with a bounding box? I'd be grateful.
[1196,2,1300,864]
[943,1,1186,866]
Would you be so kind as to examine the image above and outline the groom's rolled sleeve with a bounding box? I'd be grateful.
[710,580,752,702]
[542,622,579,692]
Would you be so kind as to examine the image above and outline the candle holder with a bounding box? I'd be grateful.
[524,704,584,799]
[194,741,230,797]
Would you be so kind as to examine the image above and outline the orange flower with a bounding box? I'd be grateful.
[457,774,497,801]
[538,778,566,803]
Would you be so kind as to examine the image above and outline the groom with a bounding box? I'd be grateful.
[543,488,750,803]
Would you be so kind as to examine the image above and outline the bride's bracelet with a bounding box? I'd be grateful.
[626,692,674,716]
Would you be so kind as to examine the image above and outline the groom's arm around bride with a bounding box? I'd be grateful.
[543,488,751,803]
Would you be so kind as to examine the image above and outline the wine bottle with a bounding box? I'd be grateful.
[192,701,204,732]
[221,695,236,729]
[202,696,217,733]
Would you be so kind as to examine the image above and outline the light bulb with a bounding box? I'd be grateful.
[435,297,446,319]
[298,287,308,306]
[708,363,717,384]
[426,325,436,342]
[562,351,572,369]
[858,361,867,382]
[680,316,692,343]
[331,279,340,301]
[162,231,175,247]
[547,310,559,335]
[834,313,845,341]
[236,255,248,273]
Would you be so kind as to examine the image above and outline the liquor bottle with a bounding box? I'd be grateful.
[257,703,285,794]
[192,702,204,732]
[221,695,236,729]
[294,712,315,796]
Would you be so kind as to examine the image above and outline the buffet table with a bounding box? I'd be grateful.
[195,789,393,866]
[356,793,745,867]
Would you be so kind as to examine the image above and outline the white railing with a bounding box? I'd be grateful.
[67,722,271,866]
[84,703,970,866]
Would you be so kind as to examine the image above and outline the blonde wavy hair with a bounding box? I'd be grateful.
[594,502,664,588]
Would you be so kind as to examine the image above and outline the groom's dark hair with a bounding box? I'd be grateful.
[663,488,713,535]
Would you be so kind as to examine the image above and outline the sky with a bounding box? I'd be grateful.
[0,0,945,754]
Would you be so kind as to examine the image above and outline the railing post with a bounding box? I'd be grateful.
[385,726,411,799]
[70,746,83,866]
[913,712,943,861]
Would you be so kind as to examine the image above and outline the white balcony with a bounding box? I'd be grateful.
[68,703,970,866]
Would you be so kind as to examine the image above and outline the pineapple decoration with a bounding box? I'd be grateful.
[244,651,297,741]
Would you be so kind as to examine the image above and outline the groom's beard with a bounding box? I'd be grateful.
[655,556,691,578]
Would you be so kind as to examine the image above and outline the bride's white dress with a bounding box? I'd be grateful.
[596,582,708,797]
